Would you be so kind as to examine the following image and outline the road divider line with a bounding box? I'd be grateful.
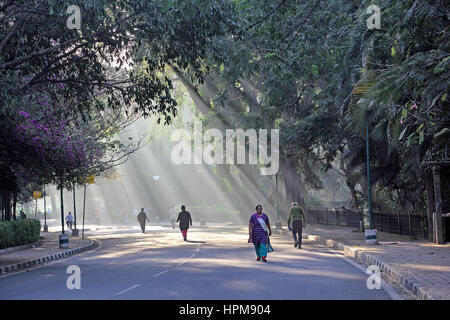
[115,284,141,296]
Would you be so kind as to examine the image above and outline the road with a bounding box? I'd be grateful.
[0,224,406,299]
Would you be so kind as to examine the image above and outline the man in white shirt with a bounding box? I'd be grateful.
[65,212,74,230]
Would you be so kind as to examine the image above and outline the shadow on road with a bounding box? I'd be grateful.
[185,240,206,243]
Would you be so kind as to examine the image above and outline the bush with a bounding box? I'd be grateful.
[0,219,41,249]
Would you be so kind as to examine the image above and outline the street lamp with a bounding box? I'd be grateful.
[72,181,79,236]
[275,173,282,229]
[365,118,377,244]
[43,185,48,232]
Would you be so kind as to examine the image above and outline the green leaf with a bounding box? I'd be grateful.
[311,65,318,75]
[434,128,450,138]
[416,124,424,132]
[441,93,447,101]
[264,52,276,59]
[419,131,424,144]
[399,127,407,140]
[401,108,407,118]
[433,56,450,74]
[391,47,396,57]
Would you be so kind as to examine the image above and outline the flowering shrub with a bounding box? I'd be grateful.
[12,84,106,185]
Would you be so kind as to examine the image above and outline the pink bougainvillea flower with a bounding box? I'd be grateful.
[411,104,418,110]
[18,110,30,117]
[400,118,404,124]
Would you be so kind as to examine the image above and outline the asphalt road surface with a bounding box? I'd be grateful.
[0,224,408,300]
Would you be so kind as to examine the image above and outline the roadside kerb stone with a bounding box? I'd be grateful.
[0,241,96,275]
[304,232,433,300]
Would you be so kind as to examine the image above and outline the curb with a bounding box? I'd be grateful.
[0,240,42,255]
[0,239,97,276]
[304,233,433,300]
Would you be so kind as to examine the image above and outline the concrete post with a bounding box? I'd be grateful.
[432,166,444,244]
[425,169,434,242]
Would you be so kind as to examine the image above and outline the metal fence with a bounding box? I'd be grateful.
[305,207,429,239]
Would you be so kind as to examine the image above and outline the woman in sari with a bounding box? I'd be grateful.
[249,204,272,262]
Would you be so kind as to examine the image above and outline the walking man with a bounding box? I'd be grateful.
[287,202,305,249]
[137,208,150,233]
[177,205,192,241]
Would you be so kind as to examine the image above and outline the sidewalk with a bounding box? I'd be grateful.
[0,231,95,275]
[297,223,450,300]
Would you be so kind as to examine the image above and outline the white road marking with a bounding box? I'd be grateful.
[115,284,141,296]
[153,270,168,278]
[190,254,196,258]
[177,261,186,267]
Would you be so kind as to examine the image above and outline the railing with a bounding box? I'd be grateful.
[304,207,428,239]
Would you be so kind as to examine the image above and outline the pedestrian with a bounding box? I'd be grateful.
[65,212,74,230]
[249,204,272,262]
[137,208,150,233]
[287,202,305,249]
[169,206,177,229]
[20,210,26,219]
[176,205,192,241]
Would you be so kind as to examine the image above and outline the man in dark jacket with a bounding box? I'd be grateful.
[176,205,192,241]
[137,208,150,233]
[287,202,305,249]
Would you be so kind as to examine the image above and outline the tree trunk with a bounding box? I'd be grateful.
[346,179,358,210]
[13,192,17,220]
[5,193,11,221]
[1,193,4,221]
[280,157,304,212]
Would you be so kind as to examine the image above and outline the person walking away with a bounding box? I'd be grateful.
[249,204,272,262]
[177,205,192,241]
[169,206,177,229]
[65,212,74,230]
[287,202,305,249]
[137,208,150,233]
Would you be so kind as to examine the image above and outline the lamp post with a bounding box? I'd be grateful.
[275,173,281,229]
[82,183,86,239]
[365,119,377,244]
[59,176,69,248]
[43,185,48,232]
[72,181,79,236]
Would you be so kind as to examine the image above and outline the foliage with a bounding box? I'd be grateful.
[0,219,41,249]
[0,0,241,211]
[177,0,449,212]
